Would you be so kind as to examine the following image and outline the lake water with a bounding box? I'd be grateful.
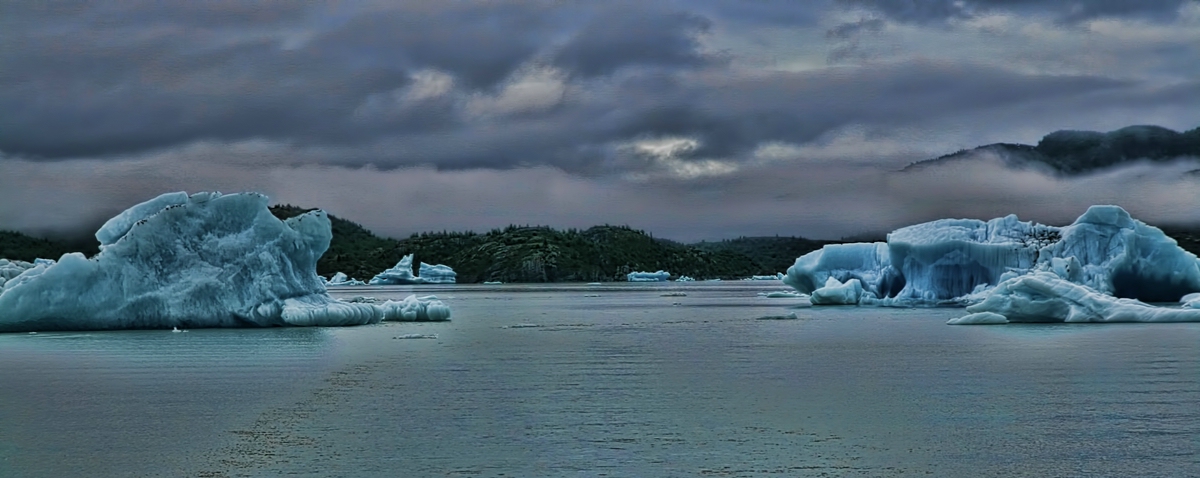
[2,281,1198,477]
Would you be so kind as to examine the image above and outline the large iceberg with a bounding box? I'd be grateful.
[627,270,670,282]
[0,192,450,332]
[369,254,457,285]
[417,262,457,284]
[783,205,1200,323]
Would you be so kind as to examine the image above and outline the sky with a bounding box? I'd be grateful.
[2,0,1199,242]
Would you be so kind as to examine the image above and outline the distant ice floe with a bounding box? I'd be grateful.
[324,272,367,286]
[758,290,806,298]
[674,275,696,282]
[783,205,1200,324]
[369,254,457,285]
[0,191,451,332]
[750,273,785,280]
[627,270,670,282]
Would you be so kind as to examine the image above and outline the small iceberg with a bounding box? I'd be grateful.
[627,271,670,282]
[369,255,458,285]
[660,292,687,297]
[324,272,366,286]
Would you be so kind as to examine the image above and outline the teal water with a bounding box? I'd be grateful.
[2,282,1198,477]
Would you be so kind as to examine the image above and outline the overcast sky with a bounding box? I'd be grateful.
[2,0,1199,241]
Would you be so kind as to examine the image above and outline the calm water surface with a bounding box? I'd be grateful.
[2,281,1198,477]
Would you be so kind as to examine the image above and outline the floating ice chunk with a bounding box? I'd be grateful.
[369,255,457,285]
[418,262,457,284]
[661,292,687,297]
[586,282,602,285]
[325,272,366,286]
[809,277,865,305]
[507,323,542,328]
[764,291,804,298]
[946,312,1009,325]
[963,272,1200,323]
[483,281,504,285]
[369,254,424,285]
[755,312,799,320]
[379,295,451,322]
[0,191,438,332]
[394,333,438,339]
[627,271,670,282]
[750,273,785,280]
[675,275,695,282]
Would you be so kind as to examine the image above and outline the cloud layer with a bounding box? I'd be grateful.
[2,1,1199,241]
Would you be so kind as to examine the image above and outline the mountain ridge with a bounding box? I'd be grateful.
[903,125,1200,175]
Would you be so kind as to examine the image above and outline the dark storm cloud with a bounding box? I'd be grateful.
[838,0,1195,24]
[595,61,1129,160]
[0,1,726,161]
[551,9,715,77]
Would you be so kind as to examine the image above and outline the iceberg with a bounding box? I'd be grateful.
[417,262,457,284]
[369,254,457,285]
[785,206,1200,311]
[675,275,696,282]
[750,273,785,280]
[0,191,450,332]
[325,272,366,286]
[380,295,452,321]
[782,205,1200,324]
[627,270,670,282]
[369,254,423,285]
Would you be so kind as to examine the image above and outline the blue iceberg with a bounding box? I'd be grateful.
[783,205,1200,324]
[0,192,450,332]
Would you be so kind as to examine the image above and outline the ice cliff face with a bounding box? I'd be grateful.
[784,205,1200,323]
[0,192,448,332]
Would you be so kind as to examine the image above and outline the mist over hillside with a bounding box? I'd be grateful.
[904,125,1200,175]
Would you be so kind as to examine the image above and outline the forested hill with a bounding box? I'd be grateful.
[903,125,1200,175]
[0,231,97,262]
[268,205,824,282]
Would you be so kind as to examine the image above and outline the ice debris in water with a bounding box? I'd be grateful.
[394,333,438,340]
[324,272,366,286]
[674,275,695,282]
[759,290,805,298]
[368,254,457,285]
[0,191,451,332]
[782,205,1200,324]
[627,271,670,282]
